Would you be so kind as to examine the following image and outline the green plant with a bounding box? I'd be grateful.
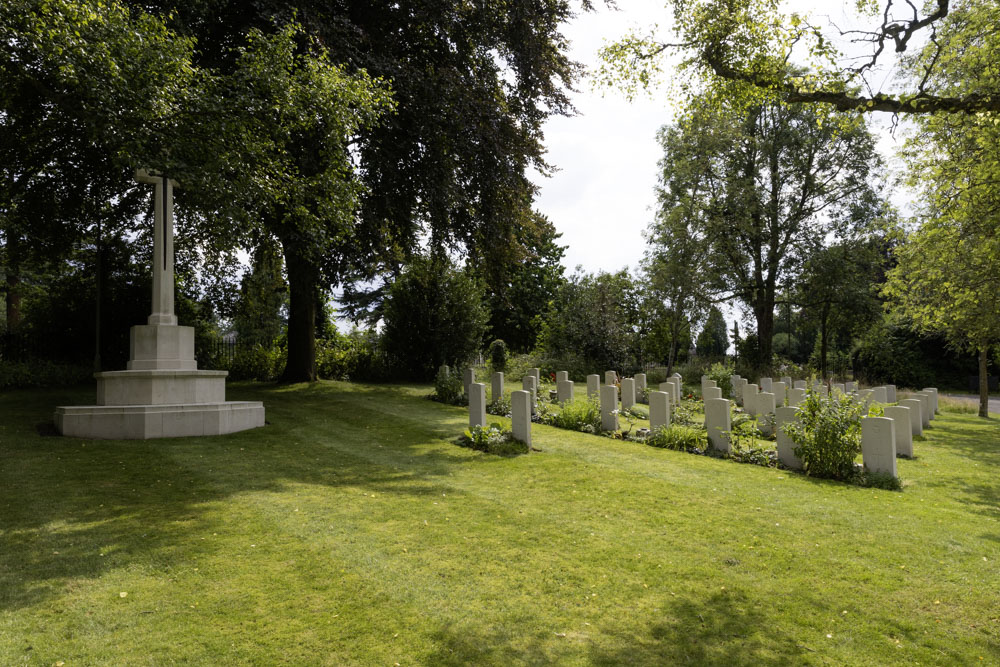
[705,360,734,396]
[432,365,467,406]
[671,399,698,426]
[458,423,528,456]
[488,339,508,372]
[0,359,93,389]
[644,425,707,452]
[727,413,762,451]
[540,397,602,433]
[487,396,511,417]
[783,391,869,481]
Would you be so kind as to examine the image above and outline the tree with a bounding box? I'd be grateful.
[652,95,883,372]
[598,0,999,115]
[536,270,640,374]
[136,0,590,379]
[696,307,728,359]
[380,254,488,381]
[231,238,287,344]
[795,238,889,379]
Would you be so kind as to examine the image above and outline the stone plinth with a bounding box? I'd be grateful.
[775,407,801,469]
[97,370,227,406]
[587,374,600,399]
[649,391,670,430]
[600,385,618,432]
[469,383,486,428]
[55,401,264,439]
[899,398,923,436]
[862,416,896,476]
[511,390,531,447]
[704,398,731,452]
[883,405,913,457]
[128,325,197,370]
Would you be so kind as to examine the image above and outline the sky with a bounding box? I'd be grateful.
[528,0,678,277]
[532,1,912,280]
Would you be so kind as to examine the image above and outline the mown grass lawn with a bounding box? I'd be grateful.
[1,381,998,665]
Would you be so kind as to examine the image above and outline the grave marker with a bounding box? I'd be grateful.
[511,390,531,448]
[862,417,897,477]
[899,398,923,436]
[775,406,802,470]
[587,374,600,399]
[649,391,670,429]
[556,371,569,384]
[600,385,618,431]
[469,383,486,428]
[491,372,504,404]
[704,398,731,452]
[621,378,636,410]
[757,391,776,436]
[557,379,574,404]
[788,387,807,407]
[522,375,537,415]
[883,405,913,457]
[772,381,787,407]
[704,386,722,400]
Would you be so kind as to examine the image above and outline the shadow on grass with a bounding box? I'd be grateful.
[0,382,481,611]
[421,590,806,665]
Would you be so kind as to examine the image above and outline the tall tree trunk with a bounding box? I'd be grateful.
[979,345,989,419]
[280,241,318,383]
[754,298,775,374]
[4,234,22,330]
[666,312,679,376]
[820,303,830,381]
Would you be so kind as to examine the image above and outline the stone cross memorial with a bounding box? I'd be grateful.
[55,170,265,439]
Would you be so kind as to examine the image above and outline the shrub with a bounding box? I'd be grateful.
[487,396,511,417]
[225,342,286,381]
[671,399,699,426]
[488,339,507,372]
[705,360,735,396]
[458,423,528,456]
[645,425,707,452]
[432,365,466,405]
[540,397,601,433]
[727,413,762,451]
[783,391,870,481]
[0,359,93,389]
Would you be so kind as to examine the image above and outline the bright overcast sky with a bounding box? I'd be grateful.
[533,1,910,279]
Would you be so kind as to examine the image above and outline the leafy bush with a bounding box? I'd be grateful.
[432,365,466,405]
[728,440,777,466]
[783,391,870,481]
[225,342,286,381]
[671,399,699,426]
[705,360,734,397]
[487,396,511,417]
[0,359,93,389]
[488,339,507,371]
[727,413,762,451]
[539,397,601,433]
[458,423,528,456]
[645,425,707,452]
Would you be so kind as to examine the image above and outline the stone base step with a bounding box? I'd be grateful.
[53,401,265,439]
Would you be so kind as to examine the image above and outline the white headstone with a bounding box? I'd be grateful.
[831,383,845,395]
[463,368,476,396]
[557,379,574,404]
[511,390,531,447]
[635,372,647,393]
[491,372,504,403]
[872,386,888,404]
[704,386,722,400]
[886,384,897,403]
[469,383,486,428]
[522,375,537,415]
[649,390,670,429]
[621,378,636,410]
[883,405,913,457]
[775,406,802,470]
[556,370,569,384]
[845,381,857,393]
[760,377,773,393]
[899,398,923,436]
[914,393,932,427]
[704,398,731,452]
[788,387,806,407]
[780,376,792,387]
[587,374,600,399]
[605,370,617,386]
[600,385,618,431]
[921,387,939,415]
[530,368,541,384]
[862,416,897,477]
[757,391,776,436]
[793,380,807,390]
[771,381,787,407]
[743,383,759,414]
[731,375,743,399]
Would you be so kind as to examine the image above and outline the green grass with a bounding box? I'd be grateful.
[2,381,999,665]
